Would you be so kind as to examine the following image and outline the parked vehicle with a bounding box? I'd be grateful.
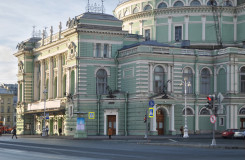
[222,129,239,138]
[234,129,245,139]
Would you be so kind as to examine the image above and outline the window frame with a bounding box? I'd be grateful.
[240,67,245,93]
[200,68,211,95]
[183,67,193,94]
[153,66,165,93]
[174,25,183,42]
[96,69,108,95]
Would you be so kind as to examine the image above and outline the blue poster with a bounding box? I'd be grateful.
[76,118,85,131]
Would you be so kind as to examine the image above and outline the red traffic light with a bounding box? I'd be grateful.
[207,97,212,101]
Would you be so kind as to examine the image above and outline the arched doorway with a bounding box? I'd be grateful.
[156,109,164,135]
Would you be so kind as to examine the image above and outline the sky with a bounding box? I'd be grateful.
[0,0,119,84]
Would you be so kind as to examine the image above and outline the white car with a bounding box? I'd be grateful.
[233,129,245,139]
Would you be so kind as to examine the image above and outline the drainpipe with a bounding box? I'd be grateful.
[97,95,101,135]
[194,51,198,133]
[124,92,128,136]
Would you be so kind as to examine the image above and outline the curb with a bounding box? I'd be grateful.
[139,142,245,150]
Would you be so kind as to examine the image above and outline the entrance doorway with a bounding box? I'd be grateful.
[240,118,245,129]
[156,109,164,135]
[107,115,116,135]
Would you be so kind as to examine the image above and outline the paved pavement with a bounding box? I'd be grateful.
[1,134,243,149]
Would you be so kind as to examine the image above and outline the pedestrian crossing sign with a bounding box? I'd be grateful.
[149,108,154,118]
[89,112,95,119]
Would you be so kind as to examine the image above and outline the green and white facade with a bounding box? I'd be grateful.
[14,0,245,136]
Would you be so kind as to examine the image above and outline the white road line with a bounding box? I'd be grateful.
[168,139,178,143]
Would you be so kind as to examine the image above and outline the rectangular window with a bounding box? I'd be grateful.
[219,117,224,126]
[1,99,4,104]
[241,75,245,93]
[7,107,10,113]
[7,116,10,122]
[69,105,73,117]
[96,43,101,57]
[1,107,4,113]
[145,29,150,41]
[103,44,109,58]
[175,26,182,42]
[8,98,11,104]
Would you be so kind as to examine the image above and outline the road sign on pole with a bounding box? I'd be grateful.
[149,108,154,118]
[149,100,155,107]
[210,115,216,124]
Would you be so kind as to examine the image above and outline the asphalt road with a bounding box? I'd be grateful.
[0,136,244,160]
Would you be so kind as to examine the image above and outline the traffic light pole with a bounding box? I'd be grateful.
[144,109,148,139]
[211,101,216,146]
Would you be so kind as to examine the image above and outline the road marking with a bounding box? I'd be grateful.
[168,139,178,143]
[0,142,146,159]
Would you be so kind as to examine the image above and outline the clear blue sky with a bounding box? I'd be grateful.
[0,0,119,84]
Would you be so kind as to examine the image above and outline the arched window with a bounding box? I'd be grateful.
[158,2,167,9]
[96,69,107,94]
[63,75,66,97]
[182,108,194,115]
[154,66,165,93]
[173,1,184,7]
[200,68,211,95]
[190,0,201,6]
[239,108,245,115]
[70,70,75,95]
[124,10,129,17]
[133,7,139,14]
[240,67,245,93]
[183,67,193,94]
[224,0,232,6]
[207,0,217,6]
[217,68,226,93]
[200,108,210,115]
[144,5,152,11]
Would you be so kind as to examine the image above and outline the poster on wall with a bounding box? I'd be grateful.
[76,118,85,131]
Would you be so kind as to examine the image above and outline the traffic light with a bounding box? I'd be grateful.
[206,95,214,109]
[144,115,147,123]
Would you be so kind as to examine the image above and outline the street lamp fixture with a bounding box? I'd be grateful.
[42,88,48,136]
[179,77,191,138]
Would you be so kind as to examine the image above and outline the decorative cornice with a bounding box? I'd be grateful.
[121,6,238,22]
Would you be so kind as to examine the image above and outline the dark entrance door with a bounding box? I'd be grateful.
[156,109,164,135]
[240,118,245,129]
[108,115,116,135]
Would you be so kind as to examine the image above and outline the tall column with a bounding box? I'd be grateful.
[234,105,238,129]
[226,105,230,129]
[57,55,62,98]
[214,66,217,93]
[202,15,206,41]
[171,104,175,132]
[48,57,53,99]
[40,60,45,100]
[195,105,199,133]
[234,16,237,42]
[139,20,143,35]
[33,62,38,101]
[168,16,172,42]
[195,64,199,95]
[227,64,230,93]
[18,81,20,102]
[149,63,154,93]
[184,15,189,40]
[235,63,238,93]
[66,68,71,94]
[168,64,171,92]
[74,67,77,94]
[22,81,24,102]
[129,22,133,34]
[231,63,234,93]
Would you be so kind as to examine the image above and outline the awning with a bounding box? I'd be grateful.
[24,108,65,115]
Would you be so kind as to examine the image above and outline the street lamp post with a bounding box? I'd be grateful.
[180,77,191,138]
[42,88,48,136]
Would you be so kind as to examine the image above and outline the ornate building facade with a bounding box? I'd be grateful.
[15,0,245,136]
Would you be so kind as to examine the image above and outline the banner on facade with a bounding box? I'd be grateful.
[76,118,85,131]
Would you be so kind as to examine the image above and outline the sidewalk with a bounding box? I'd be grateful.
[6,134,245,149]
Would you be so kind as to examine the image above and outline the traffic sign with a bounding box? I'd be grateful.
[89,112,95,119]
[149,108,154,118]
[210,115,216,124]
[149,100,155,107]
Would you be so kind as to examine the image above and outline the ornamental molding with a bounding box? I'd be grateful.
[121,6,237,21]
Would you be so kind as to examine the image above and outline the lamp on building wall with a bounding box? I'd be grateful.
[179,77,191,138]
[64,92,76,102]
[106,86,116,98]
[42,88,48,136]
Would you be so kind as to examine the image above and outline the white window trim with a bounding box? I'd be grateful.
[173,24,183,42]
[143,28,151,41]
[219,117,225,126]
